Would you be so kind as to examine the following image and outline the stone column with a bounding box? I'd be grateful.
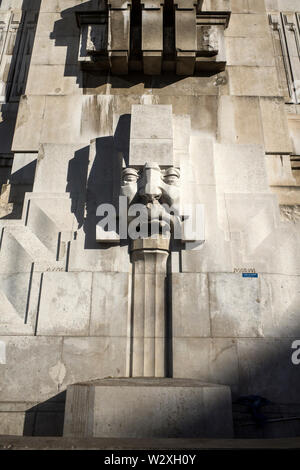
[141,0,163,75]
[175,0,197,75]
[108,0,131,75]
[130,236,170,377]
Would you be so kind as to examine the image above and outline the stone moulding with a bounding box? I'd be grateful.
[76,3,231,75]
[269,12,300,104]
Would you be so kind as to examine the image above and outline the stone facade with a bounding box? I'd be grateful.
[0,0,300,439]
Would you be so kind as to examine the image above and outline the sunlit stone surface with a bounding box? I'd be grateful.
[0,0,300,439]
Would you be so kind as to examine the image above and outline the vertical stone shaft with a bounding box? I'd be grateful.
[130,237,170,377]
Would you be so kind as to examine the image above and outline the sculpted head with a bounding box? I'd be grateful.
[121,162,180,207]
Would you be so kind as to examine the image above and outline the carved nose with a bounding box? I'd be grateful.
[143,182,162,202]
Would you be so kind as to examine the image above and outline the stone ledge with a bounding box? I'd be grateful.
[0,436,300,450]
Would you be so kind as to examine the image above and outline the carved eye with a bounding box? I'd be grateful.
[164,175,178,185]
[163,168,180,185]
[124,174,137,183]
[122,169,139,184]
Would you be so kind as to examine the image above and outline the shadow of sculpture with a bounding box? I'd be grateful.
[66,113,131,250]
[23,392,66,437]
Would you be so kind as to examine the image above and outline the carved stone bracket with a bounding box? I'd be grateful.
[76,1,230,75]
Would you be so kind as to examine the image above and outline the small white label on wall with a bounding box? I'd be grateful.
[0,341,6,364]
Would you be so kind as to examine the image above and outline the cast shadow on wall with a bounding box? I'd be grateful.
[23,392,66,437]
[66,114,131,250]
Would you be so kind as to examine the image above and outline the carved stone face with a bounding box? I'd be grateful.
[121,162,180,207]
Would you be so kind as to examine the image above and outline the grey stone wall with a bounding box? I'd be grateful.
[0,0,300,438]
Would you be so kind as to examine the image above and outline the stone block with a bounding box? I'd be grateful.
[67,232,130,273]
[0,226,54,274]
[63,378,233,438]
[225,14,270,38]
[259,98,293,154]
[181,185,232,272]
[175,10,196,51]
[129,139,174,166]
[33,143,84,193]
[40,96,87,145]
[0,412,25,436]
[226,37,274,67]
[288,115,300,155]
[218,96,264,146]
[237,338,300,403]
[261,274,300,338]
[36,272,92,336]
[172,273,210,338]
[224,193,280,271]
[209,273,262,337]
[31,35,78,66]
[142,9,163,52]
[176,52,196,76]
[189,138,215,185]
[0,272,40,335]
[26,201,62,255]
[61,337,127,388]
[12,95,46,152]
[130,105,173,140]
[35,12,78,37]
[0,336,63,402]
[143,52,162,75]
[90,272,130,337]
[228,66,280,97]
[108,9,130,51]
[10,153,37,185]
[26,65,80,96]
[266,155,296,187]
[173,338,239,392]
[214,144,269,193]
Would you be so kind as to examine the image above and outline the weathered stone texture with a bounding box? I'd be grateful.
[0,0,300,439]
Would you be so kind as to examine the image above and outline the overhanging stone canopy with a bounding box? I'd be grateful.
[76,0,230,75]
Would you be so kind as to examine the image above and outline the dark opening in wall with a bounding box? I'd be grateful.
[163,0,175,57]
[130,0,142,71]
[163,0,175,72]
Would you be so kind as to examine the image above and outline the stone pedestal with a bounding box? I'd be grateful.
[63,378,234,438]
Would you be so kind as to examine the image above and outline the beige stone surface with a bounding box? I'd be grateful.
[218,96,264,145]
[214,143,269,193]
[12,95,46,152]
[259,98,293,154]
[228,66,280,97]
[225,14,270,38]
[90,272,130,337]
[172,273,210,338]
[37,272,92,336]
[226,37,274,67]
[1,0,300,440]
[288,115,300,155]
[61,337,127,387]
[0,336,63,401]
[209,273,262,337]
